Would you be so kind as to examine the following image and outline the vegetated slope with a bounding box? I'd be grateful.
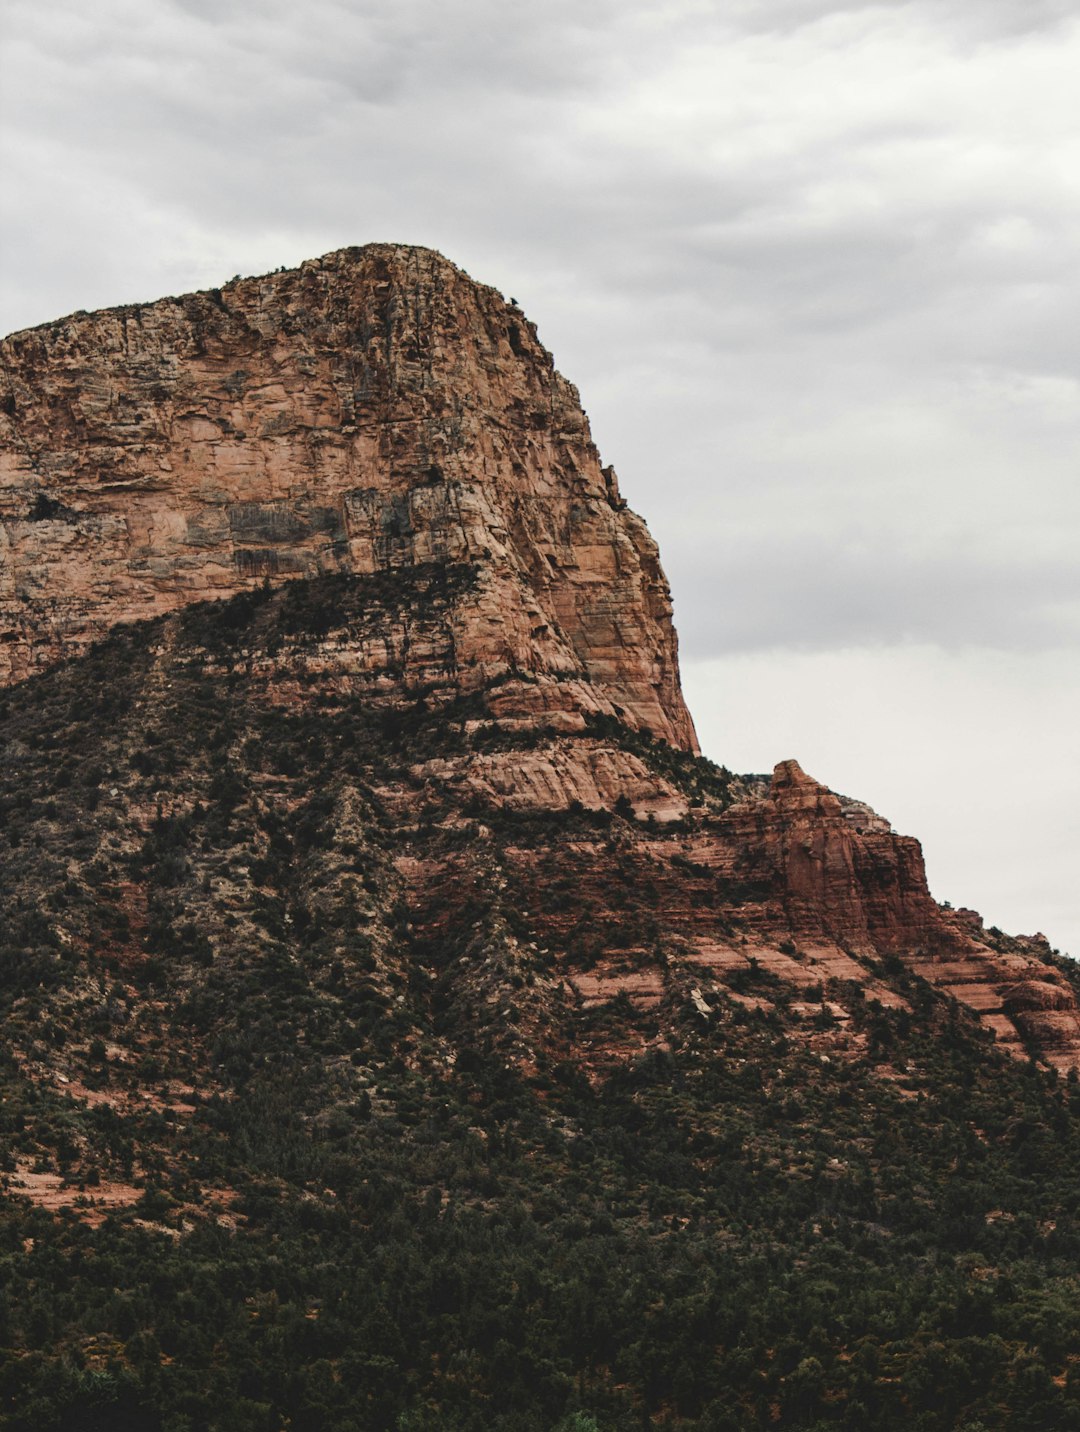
[3,245,1080,1430]
[3,578,1080,1431]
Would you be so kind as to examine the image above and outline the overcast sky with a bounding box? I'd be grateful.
[2,0,1077,954]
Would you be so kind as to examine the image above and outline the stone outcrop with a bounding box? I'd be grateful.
[0,244,696,750]
[715,762,1080,1070]
[723,758,945,957]
[399,753,1080,1071]
[3,246,1078,1072]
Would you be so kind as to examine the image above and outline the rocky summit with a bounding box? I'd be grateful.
[2,243,1074,1073]
[3,249,1080,1432]
[0,244,693,750]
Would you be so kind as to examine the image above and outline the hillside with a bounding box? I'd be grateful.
[2,249,1080,1430]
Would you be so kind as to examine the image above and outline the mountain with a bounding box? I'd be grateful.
[3,244,1074,1072]
[0,243,692,753]
[2,248,1080,1432]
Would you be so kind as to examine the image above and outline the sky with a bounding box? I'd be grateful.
[1,0,1077,955]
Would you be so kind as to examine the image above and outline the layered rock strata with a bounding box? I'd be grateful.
[720,762,1080,1069]
[0,245,695,750]
[399,752,1080,1071]
[2,248,1077,1071]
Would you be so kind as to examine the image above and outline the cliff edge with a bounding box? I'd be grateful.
[1,247,1077,1073]
[0,244,696,750]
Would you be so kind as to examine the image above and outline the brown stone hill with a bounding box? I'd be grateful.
[1,248,1077,1075]
[0,244,695,750]
[402,746,1080,1075]
[711,761,1080,1072]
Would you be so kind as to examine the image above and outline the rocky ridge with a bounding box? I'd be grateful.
[0,244,1077,1078]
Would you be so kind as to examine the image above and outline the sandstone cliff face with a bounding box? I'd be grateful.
[0,245,696,750]
[711,762,1080,1071]
[2,248,1077,1073]
[398,752,1080,1073]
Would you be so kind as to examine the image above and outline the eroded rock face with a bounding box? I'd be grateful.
[716,762,1080,1070]
[0,245,696,750]
[727,758,945,957]
[3,247,1077,1073]
[375,735,1080,1073]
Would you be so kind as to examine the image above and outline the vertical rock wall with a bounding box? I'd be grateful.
[0,245,697,750]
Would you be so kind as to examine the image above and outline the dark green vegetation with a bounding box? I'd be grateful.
[3,574,1080,1431]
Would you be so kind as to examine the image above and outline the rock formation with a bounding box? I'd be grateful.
[1,244,1077,1073]
[0,245,695,750]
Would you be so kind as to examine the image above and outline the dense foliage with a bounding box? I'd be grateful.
[2,575,1080,1430]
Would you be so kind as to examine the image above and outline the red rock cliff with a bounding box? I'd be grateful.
[3,248,1077,1072]
[0,245,696,750]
